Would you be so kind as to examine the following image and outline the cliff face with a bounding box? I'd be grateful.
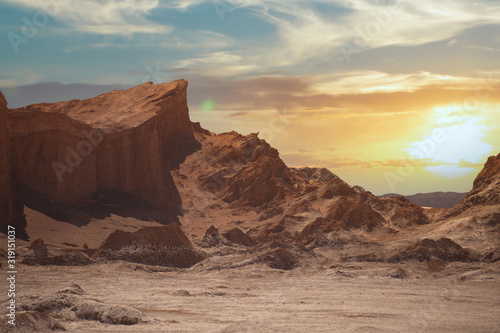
[1,91,26,237]
[8,80,195,213]
[445,152,500,218]
[0,92,12,226]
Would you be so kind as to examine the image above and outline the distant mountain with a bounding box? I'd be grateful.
[378,192,468,209]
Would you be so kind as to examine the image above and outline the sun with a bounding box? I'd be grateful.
[407,105,492,177]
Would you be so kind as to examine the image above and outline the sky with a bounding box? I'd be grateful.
[1,0,499,195]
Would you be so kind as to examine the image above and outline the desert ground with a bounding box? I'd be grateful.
[6,258,500,333]
[2,209,500,333]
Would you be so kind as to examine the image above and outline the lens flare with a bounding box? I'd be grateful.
[201,100,215,111]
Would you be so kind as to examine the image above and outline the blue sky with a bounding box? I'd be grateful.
[1,0,499,195]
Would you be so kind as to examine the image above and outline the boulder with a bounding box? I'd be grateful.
[26,238,48,258]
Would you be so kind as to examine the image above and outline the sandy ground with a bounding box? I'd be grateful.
[8,261,500,333]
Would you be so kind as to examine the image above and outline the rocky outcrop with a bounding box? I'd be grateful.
[390,206,429,228]
[8,80,197,213]
[19,286,143,326]
[22,239,93,266]
[473,153,500,190]
[388,238,475,263]
[218,134,294,207]
[1,311,66,332]
[98,224,205,267]
[292,167,336,182]
[222,227,255,247]
[26,238,48,259]
[340,202,385,231]
[445,152,500,218]
[199,225,226,248]
[259,247,298,270]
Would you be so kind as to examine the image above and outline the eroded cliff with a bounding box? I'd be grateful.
[8,80,196,214]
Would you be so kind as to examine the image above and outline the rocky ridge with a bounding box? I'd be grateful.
[1,80,499,273]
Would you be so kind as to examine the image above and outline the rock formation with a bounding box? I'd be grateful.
[18,286,143,326]
[259,247,298,270]
[26,238,48,259]
[199,225,226,248]
[445,152,500,218]
[1,311,66,332]
[222,227,255,247]
[388,238,475,263]
[1,91,26,238]
[8,80,197,214]
[98,224,205,267]
[6,80,498,273]
[0,92,11,227]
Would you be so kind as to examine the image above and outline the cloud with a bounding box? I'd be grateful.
[282,148,487,172]
[314,71,486,95]
[180,71,500,118]
[466,45,497,52]
[282,152,378,169]
[226,111,250,118]
[3,0,170,35]
[151,0,500,69]
[176,51,242,67]
[5,70,500,114]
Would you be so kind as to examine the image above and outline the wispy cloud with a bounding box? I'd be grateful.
[3,0,170,35]
[158,0,500,70]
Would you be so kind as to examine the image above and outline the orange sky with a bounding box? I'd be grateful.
[192,75,500,195]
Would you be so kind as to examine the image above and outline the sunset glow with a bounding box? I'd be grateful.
[1,0,499,195]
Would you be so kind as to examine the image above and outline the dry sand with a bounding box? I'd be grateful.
[8,260,500,332]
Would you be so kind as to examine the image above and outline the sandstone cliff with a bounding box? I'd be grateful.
[1,91,26,237]
[8,80,197,214]
[0,92,12,226]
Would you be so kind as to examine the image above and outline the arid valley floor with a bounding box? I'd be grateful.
[10,259,500,333]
